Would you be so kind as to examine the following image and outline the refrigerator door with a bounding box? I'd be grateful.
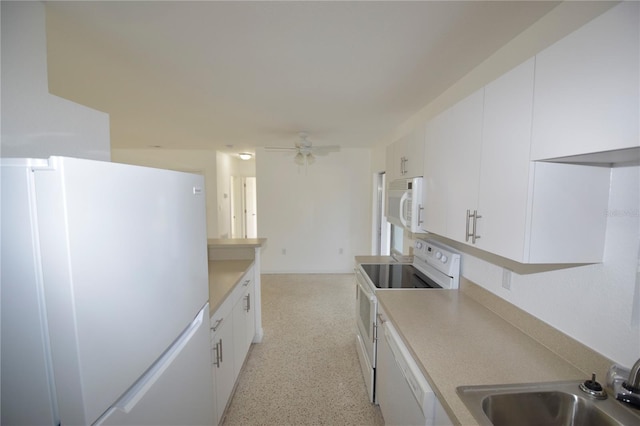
[1,159,59,425]
[95,305,214,426]
[32,157,210,424]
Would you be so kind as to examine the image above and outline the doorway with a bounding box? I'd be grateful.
[373,171,390,255]
[230,176,257,238]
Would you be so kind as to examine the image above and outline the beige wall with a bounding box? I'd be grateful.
[376,1,616,150]
[1,2,110,160]
[112,149,220,238]
[256,147,372,273]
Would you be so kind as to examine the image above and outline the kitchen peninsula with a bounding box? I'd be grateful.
[207,238,266,425]
[207,238,266,338]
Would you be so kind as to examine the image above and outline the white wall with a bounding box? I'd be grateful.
[216,152,232,238]
[0,2,110,161]
[462,166,640,367]
[231,155,256,177]
[257,147,371,273]
[111,149,220,238]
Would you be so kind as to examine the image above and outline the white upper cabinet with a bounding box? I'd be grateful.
[531,2,640,160]
[386,124,426,181]
[476,59,536,259]
[476,59,610,263]
[421,89,484,240]
[422,58,611,263]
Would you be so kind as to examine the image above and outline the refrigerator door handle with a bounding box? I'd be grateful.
[105,309,205,414]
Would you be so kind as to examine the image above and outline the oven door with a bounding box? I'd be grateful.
[355,268,377,362]
[355,268,377,402]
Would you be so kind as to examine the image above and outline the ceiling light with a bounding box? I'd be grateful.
[306,153,315,165]
[294,152,305,166]
[238,153,252,160]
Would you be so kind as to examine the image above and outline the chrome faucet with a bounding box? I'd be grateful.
[610,358,640,408]
[623,358,640,394]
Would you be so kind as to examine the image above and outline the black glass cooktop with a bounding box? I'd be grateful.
[360,263,441,289]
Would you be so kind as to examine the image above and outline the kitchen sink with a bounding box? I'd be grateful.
[457,380,640,426]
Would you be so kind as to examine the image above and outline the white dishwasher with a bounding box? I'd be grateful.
[376,309,453,426]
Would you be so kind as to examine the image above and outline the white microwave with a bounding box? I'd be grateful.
[386,177,423,233]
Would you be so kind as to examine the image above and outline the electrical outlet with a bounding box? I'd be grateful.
[339,248,343,255]
[502,269,512,290]
[281,248,286,255]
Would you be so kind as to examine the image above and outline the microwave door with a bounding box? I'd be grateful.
[399,192,410,229]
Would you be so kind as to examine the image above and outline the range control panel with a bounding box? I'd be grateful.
[413,239,461,277]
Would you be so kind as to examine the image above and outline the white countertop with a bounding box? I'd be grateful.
[207,238,266,248]
[208,259,253,314]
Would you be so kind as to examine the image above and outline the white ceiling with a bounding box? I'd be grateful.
[45,1,559,154]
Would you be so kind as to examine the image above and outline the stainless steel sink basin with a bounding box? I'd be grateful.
[457,380,640,426]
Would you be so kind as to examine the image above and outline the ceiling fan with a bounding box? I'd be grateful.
[265,132,340,166]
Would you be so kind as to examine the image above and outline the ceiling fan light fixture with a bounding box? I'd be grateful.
[294,152,305,165]
[306,152,315,165]
[238,152,252,160]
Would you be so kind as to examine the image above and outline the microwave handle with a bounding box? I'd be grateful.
[399,192,410,228]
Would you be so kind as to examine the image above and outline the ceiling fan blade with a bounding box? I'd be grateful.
[264,146,298,152]
[310,145,341,155]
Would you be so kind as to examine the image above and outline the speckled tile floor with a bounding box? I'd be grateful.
[222,274,384,426]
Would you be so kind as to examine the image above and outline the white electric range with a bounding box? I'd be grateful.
[354,238,461,403]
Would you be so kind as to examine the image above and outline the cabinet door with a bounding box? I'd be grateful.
[211,316,235,425]
[232,294,248,379]
[422,89,483,241]
[387,126,426,181]
[245,281,256,347]
[476,58,535,259]
[531,2,639,160]
[385,144,398,182]
[403,125,425,178]
[445,89,484,243]
[422,109,450,235]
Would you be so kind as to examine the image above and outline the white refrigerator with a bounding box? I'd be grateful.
[1,157,215,425]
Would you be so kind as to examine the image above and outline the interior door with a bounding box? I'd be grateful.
[230,176,243,238]
[244,177,257,238]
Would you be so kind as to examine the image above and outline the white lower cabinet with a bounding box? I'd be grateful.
[210,301,235,426]
[232,270,255,378]
[210,265,257,425]
[376,307,453,426]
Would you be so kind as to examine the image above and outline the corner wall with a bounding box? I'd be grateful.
[0,2,110,160]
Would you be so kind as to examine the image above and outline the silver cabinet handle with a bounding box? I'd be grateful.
[219,338,223,363]
[244,294,251,312]
[465,209,482,244]
[213,339,221,367]
[242,279,250,287]
[211,318,223,332]
[472,210,481,244]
